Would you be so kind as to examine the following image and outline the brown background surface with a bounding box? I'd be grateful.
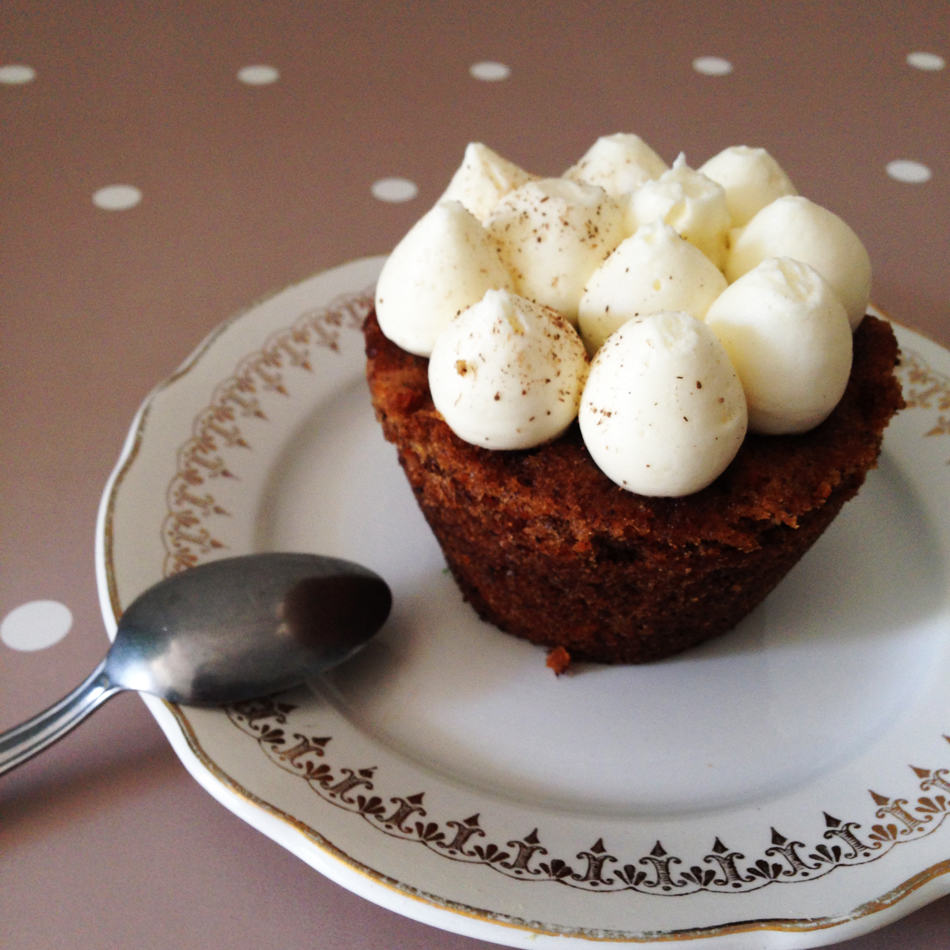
[2,2,948,947]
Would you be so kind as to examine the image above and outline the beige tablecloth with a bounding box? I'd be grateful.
[3,3,947,947]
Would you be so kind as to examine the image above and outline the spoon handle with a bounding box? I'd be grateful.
[0,660,122,776]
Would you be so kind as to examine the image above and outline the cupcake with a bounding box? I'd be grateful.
[364,138,904,666]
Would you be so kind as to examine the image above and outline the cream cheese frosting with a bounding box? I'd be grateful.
[428,288,589,449]
[625,154,731,267]
[374,199,513,356]
[486,177,626,322]
[726,195,871,328]
[373,136,873,496]
[439,142,536,224]
[578,221,728,352]
[563,132,668,195]
[579,311,748,496]
[699,145,798,226]
[705,257,853,434]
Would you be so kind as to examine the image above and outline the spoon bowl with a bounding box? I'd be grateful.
[0,553,391,774]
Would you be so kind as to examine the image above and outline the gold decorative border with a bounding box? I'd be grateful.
[226,695,950,899]
[161,288,373,575]
[898,347,950,462]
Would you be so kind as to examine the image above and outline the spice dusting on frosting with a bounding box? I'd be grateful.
[374,135,873,497]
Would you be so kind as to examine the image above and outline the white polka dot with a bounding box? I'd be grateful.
[886,159,932,184]
[470,61,511,82]
[0,63,36,84]
[2,601,73,651]
[693,56,733,76]
[237,64,280,86]
[92,184,143,211]
[371,177,419,203]
[907,51,946,71]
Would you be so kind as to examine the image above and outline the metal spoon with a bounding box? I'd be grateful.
[0,552,391,775]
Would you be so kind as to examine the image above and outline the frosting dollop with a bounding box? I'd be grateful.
[373,137,874,497]
[428,288,589,449]
[579,311,748,496]
[578,221,728,352]
[374,200,513,356]
[726,195,871,328]
[699,145,798,226]
[704,257,853,434]
[440,142,536,224]
[625,154,731,267]
[486,177,626,323]
[563,132,668,195]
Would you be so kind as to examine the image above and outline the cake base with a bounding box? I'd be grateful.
[364,312,904,664]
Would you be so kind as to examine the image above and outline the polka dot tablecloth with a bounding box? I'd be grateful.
[1,3,947,949]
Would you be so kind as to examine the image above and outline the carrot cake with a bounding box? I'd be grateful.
[364,136,904,666]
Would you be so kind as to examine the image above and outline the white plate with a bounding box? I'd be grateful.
[96,257,950,948]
